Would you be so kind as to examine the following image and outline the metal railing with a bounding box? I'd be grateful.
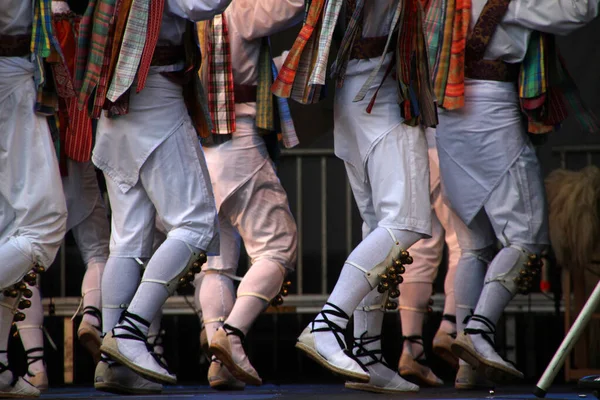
[45,146,573,315]
[280,148,354,296]
[553,144,600,168]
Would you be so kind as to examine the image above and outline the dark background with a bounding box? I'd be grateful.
[20,5,600,387]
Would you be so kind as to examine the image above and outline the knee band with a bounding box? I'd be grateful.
[203,268,243,282]
[142,244,208,295]
[484,245,543,295]
[237,261,286,303]
[346,228,411,299]
[462,245,496,265]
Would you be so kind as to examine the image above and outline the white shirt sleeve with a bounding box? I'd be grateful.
[226,0,305,41]
[503,0,599,35]
[167,0,233,21]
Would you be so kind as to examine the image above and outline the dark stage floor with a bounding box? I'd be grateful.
[38,385,598,400]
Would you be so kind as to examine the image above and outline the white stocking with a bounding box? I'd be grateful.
[200,272,235,344]
[102,257,141,335]
[16,285,44,374]
[82,261,104,327]
[226,259,284,335]
[399,282,430,359]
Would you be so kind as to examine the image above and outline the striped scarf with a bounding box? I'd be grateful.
[199,18,299,147]
[396,0,437,126]
[31,0,66,115]
[205,14,236,134]
[271,0,327,99]
[429,0,598,133]
[76,0,117,109]
[75,0,165,116]
[50,12,94,162]
[519,32,598,134]
[106,0,150,102]
[330,0,364,87]
[428,0,470,109]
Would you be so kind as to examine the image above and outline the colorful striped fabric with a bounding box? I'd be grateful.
[31,0,59,94]
[257,38,275,132]
[519,31,546,106]
[271,0,327,98]
[274,58,299,148]
[136,0,165,93]
[440,0,470,109]
[206,14,236,134]
[423,0,446,75]
[330,0,365,88]
[90,13,117,118]
[107,0,134,84]
[31,0,52,60]
[290,18,320,104]
[77,0,117,108]
[51,12,93,162]
[74,0,96,90]
[308,0,344,86]
[106,0,149,102]
[432,0,455,106]
[259,39,299,147]
[519,32,598,134]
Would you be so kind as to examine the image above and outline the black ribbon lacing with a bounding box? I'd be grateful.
[352,331,389,369]
[24,347,44,378]
[149,329,167,367]
[402,335,429,366]
[112,311,171,372]
[309,303,368,372]
[442,314,457,339]
[82,306,102,332]
[222,323,246,342]
[464,313,517,368]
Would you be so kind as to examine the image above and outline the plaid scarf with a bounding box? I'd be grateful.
[106,0,149,102]
[76,0,166,116]
[271,0,327,98]
[423,0,446,75]
[290,14,323,105]
[199,19,299,147]
[441,0,470,109]
[308,0,344,86]
[136,0,165,92]
[77,0,116,109]
[31,0,53,60]
[32,0,67,115]
[330,0,364,87]
[274,60,300,148]
[395,0,437,126]
[205,14,236,135]
[260,39,299,148]
[519,32,598,134]
[76,0,117,108]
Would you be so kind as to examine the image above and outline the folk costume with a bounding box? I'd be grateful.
[273,0,436,393]
[75,0,232,387]
[192,0,303,389]
[0,0,69,396]
[428,0,600,382]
